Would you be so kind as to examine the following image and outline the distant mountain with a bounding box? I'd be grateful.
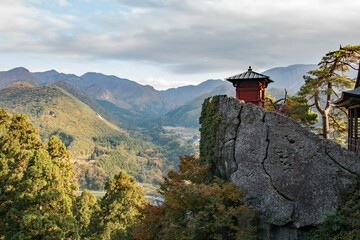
[159,83,235,127]
[0,67,41,88]
[51,80,123,125]
[0,64,319,128]
[0,82,125,156]
[0,68,233,126]
[0,68,165,123]
[80,72,166,116]
[262,64,318,96]
[33,69,83,86]
[159,79,226,109]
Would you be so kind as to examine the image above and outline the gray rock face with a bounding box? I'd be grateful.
[211,96,360,239]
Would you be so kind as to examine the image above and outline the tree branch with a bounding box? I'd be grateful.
[278,89,288,112]
[337,106,349,117]
[328,114,347,132]
[314,94,325,115]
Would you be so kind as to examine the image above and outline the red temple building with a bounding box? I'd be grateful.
[225,66,273,108]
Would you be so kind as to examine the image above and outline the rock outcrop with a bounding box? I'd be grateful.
[201,95,360,240]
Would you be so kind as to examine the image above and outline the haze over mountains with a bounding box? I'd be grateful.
[0,64,317,128]
[263,64,317,91]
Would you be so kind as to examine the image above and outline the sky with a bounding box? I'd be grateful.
[0,0,359,90]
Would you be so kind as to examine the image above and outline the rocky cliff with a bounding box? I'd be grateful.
[199,95,360,240]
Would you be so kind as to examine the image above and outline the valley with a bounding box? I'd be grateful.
[0,64,316,191]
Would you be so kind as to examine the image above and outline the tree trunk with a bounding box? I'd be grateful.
[322,114,330,139]
[314,95,329,138]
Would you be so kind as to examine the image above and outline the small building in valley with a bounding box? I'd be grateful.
[225,66,273,108]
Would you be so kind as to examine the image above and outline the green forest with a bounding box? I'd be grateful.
[0,109,254,239]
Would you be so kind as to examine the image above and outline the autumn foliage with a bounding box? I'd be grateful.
[133,155,256,240]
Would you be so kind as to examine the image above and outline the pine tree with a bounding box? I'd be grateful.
[0,109,10,134]
[0,113,43,237]
[0,110,79,239]
[92,170,148,240]
[4,149,79,239]
[76,190,100,238]
[265,91,318,126]
[47,136,78,201]
[299,45,360,140]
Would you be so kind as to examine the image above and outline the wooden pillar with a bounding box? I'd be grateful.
[356,108,358,152]
[349,108,354,151]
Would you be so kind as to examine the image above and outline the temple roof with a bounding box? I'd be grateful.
[225,66,274,83]
[333,87,360,108]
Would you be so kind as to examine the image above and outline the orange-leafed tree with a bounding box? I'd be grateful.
[134,156,256,240]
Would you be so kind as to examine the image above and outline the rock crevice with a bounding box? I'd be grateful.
[262,125,295,203]
[325,147,357,175]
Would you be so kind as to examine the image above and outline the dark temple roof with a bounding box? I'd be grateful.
[333,87,360,108]
[225,66,274,84]
[334,62,360,108]
[355,61,360,88]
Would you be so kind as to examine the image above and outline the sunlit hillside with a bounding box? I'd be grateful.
[0,81,195,190]
[0,82,125,157]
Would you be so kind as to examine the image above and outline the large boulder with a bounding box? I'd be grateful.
[202,95,360,240]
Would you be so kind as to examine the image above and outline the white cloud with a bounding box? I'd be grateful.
[1,0,360,79]
[139,77,192,90]
[57,0,71,7]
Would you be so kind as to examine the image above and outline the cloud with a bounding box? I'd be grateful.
[1,0,360,76]
[57,0,71,7]
[0,1,76,52]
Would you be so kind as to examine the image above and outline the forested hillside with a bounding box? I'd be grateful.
[0,82,193,190]
[0,82,124,155]
[0,111,256,239]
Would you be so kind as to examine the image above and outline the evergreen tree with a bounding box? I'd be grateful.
[0,109,10,134]
[265,92,318,126]
[47,136,78,201]
[76,190,99,238]
[0,113,43,237]
[299,44,360,140]
[4,149,79,239]
[282,95,318,125]
[0,109,79,239]
[91,170,147,240]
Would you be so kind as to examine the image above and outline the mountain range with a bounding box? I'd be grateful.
[0,64,317,128]
[263,64,317,91]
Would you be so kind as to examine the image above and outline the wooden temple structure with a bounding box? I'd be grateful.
[334,64,360,153]
[225,66,273,108]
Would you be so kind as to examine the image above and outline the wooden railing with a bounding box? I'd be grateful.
[348,137,360,154]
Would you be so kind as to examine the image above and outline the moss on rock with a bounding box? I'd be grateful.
[199,96,222,176]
